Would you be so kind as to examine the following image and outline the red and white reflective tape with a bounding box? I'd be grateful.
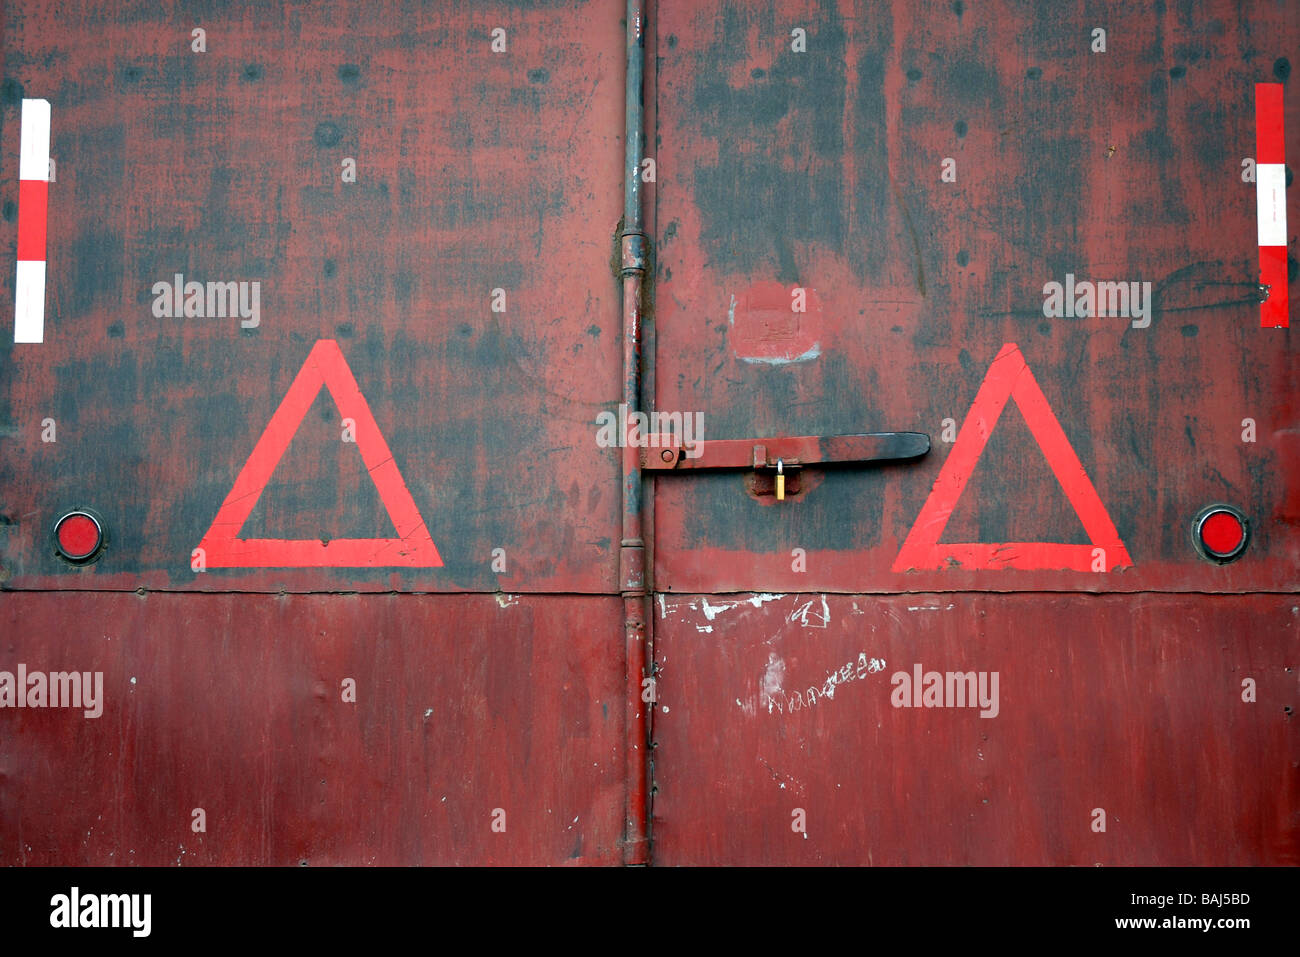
[14,98,50,344]
[1255,83,1287,329]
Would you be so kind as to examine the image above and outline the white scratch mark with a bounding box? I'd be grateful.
[756,651,886,717]
[907,603,956,611]
[495,593,519,608]
[787,594,830,628]
[701,593,786,621]
[758,756,806,795]
[657,594,667,619]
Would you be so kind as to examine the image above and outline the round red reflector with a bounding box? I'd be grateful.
[1192,504,1249,563]
[1199,511,1244,556]
[55,512,102,562]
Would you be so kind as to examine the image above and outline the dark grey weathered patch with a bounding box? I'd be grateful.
[314,121,343,148]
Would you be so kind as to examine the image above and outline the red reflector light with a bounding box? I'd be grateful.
[1200,512,1243,555]
[54,511,103,563]
[1192,505,1249,563]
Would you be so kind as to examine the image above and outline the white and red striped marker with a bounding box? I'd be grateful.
[1255,83,1287,329]
[14,98,50,343]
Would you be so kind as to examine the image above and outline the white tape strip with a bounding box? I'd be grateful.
[19,98,51,181]
[1257,162,1287,247]
[14,259,47,343]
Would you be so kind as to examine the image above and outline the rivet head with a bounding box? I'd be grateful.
[660,449,674,462]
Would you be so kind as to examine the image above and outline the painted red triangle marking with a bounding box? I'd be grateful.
[195,339,442,568]
[892,342,1132,572]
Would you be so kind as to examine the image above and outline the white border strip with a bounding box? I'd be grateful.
[14,98,51,344]
[19,98,50,181]
[1257,162,1287,247]
[14,260,47,343]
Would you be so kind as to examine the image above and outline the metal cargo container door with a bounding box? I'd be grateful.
[1,0,637,865]
[646,0,1299,864]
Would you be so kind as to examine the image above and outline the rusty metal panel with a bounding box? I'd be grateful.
[0,592,624,865]
[650,592,1298,865]
[0,0,626,593]
[1,0,1297,874]
[651,0,1299,592]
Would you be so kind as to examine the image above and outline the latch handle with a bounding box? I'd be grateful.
[641,432,930,471]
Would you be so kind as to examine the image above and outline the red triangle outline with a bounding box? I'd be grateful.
[892,342,1132,572]
[195,339,443,568]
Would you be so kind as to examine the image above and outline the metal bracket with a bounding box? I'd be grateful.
[620,231,647,277]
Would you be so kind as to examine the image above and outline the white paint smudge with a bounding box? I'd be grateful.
[740,343,821,365]
[700,593,786,621]
[762,652,786,706]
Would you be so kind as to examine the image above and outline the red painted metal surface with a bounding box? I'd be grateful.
[0,0,627,595]
[1,592,625,865]
[0,0,642,866]
[651,592,1298,865]
[651,0,1300,594]
[1,0,1297,869]
[642,0,1297,866]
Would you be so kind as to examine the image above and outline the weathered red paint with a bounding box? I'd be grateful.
[651,592,1298,865]
[651,0,1300,595]
[645,0,1297,867]
[1,592,625,865]
[0,0,627,595]
[1,0,1297,868]
[0,0,639,866]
